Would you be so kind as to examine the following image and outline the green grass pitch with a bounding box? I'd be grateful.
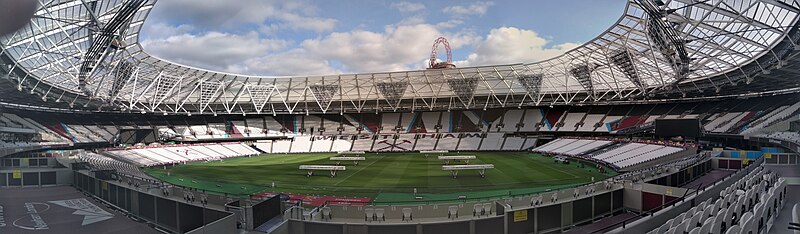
[144,152,616,203]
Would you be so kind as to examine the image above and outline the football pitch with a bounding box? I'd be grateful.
[144,152,615,203]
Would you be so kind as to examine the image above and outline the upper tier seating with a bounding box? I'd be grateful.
[742,100,800,135]
[761,131,800,145]
[80,152,150,179]
[479,133,504,150]
[502,136,525,151]
[104,143,259,166]
[435,136,458,151]
[589,143,685,169]
[532,138,613,156]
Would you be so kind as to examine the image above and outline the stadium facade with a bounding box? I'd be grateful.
[0,1,799,234]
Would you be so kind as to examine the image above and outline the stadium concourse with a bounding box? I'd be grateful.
[3,0,800,234]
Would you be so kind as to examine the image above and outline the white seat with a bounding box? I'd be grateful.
[448,206,459,219]
[678,219,692,233]
[714,199,723,212]
[483,203,492,215]
[673,213,687,227]
[792,203,799,234]
[725,205,736,227]
[689,227,701,234]
[725,225,741,234]
[702,206,714,219]
[473,204,483,216]
[402,208,412,221]
[658,219,674,233]
[711,214,725,234]
[689,212,703,228]
[699,217,714,234]
[666,227,678,234]
[689,207,698,216]
[740,212,753,234]
[365,208,375,221]
[375,208,385,222]
[320,207,332,221]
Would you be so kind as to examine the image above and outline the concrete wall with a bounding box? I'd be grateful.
[0,168,72,187]
[72,171,237,234]
[288,216,503,234]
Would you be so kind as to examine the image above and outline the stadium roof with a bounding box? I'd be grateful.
[1,0,800,114]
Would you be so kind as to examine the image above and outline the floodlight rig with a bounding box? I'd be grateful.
[428,37,456,69]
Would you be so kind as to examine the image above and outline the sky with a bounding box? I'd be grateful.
[139,0,626,76]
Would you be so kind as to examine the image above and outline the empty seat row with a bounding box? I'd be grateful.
[648,166,788,234]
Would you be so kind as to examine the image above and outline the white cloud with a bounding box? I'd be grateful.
[148,0,336,33]
[140,23,194,40]
[391,2,426,13]
[141,1,581,76]
[300,24,477,73]
[436,19,465,29]
[455,27,580,67]
[243,49,340,75]
[141,31,290,74]
[443,2,495,18]
[141,25,579,76]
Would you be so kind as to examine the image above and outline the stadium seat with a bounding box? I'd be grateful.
[716,207,728,232]
[792,203,800,234]
[725,225,740,234]
[677,219,692,233]
[699,217,714,234]
[739,212,753,234]
[530,196,542,206]
[702,205,714,219]
[689,212,703,228]
[753,203,764,232]
[365,208,375,221]
[673,213,687,227]
[375,208,385,222]
[473,204,482,217]
[321,207,332,221]
[402,208,412,221]
[448,206,459,219]
[483,203,492,215]
[657,219,674,233]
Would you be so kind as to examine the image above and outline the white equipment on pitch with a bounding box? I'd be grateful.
[421,150,449,156]
[442,164,494,178]
[299,165,346,177]
[438,155,476,164]
[330,156,366,165]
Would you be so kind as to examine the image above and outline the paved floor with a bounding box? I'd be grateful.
[681,170,735,189]
[563,212,639,233]
[0,186,160,234]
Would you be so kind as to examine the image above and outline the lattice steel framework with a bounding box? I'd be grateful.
[1,0,799,114]
[518,73,544,100]
[309,84,339,113]
[570,64,596,97]
[245,84,276,114]
[610,49,646,92]
[376,81,409,111]
[446,76,479,108]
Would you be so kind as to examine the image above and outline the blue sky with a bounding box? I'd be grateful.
[140,0,626,76]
